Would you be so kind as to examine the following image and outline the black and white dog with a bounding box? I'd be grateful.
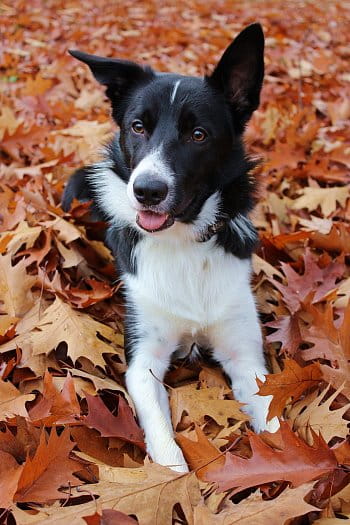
[63,23,279,472]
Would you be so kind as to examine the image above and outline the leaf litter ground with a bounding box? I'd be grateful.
[0,0,349,523]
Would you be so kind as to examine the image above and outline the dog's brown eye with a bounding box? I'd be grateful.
[132,120,145,134]
[191,128,207,142]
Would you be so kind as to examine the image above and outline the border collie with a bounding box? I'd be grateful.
[63,23,279,473]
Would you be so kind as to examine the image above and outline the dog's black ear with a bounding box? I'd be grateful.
[206,23,264,131]
[69,50,155,123]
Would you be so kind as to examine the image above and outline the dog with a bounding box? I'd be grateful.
[63,23,279,473]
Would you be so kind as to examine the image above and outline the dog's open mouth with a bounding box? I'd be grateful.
[136,211,175,232]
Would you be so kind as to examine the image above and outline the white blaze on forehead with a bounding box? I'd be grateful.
[170,80,181,104]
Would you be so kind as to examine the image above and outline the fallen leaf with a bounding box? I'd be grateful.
[14,427,80,503]
[257,359,323,419]
[30,297,124,368]
[176,426,224,479]
[287,385,350,444]
[170,384,249,428]
[193,483,317,525]
[292,186,349,217]
[30,463,201,525]
[0,450,23,508]
[0,379,35,420]
[0,252,36,317]
[84,392,144,449]
[205,422,337,493]
[29,371,81,425]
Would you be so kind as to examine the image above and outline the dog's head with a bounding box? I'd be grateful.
[69,24,264,236]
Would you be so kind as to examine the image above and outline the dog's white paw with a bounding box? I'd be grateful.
[148,439,189,473]
[263,415,280,433]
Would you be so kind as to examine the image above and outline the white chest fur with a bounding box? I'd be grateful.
[124,235,252,333]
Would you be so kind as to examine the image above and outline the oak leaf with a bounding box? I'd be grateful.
[29,371,81,425]
[83,509,138,525]
[0,417,41,463]
[1,221,42,254]
[193,483,317,525]
[0,252,36,317]
[170,384,249,428]
[205,422,337,493]
[266,314,302,356]
[0,450,23,508]
[302,302,350,396]
[257,358,323,419]
[71,426,125,467]
[292,186,349,217]
[84,392,144,449]
[1,123,48,161]
[268,250,344,314]
[0,379,35,420]
[14,427,80,503]
[287,385,350,444]
[30,297,124,368]
[29,463,201,525]
[176,426,225,480]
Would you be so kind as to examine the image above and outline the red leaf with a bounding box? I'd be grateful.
[205,422,337,493]
[84,392,145,450]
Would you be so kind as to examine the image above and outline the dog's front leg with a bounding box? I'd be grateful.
[125,329,188,473]
[209,297,280,433]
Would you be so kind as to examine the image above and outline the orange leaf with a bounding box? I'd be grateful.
[257,359,323,419]
[0,450,23,508]
[14,427,80,503]
[29,371,81,426]
[176,426,224,479]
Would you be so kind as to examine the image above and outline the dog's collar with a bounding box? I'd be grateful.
[197,219,228,242]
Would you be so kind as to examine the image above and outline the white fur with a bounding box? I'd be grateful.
[230,213,257,242]
[170,80,181,104]
[88,162,135,227]
[125,231,279,470]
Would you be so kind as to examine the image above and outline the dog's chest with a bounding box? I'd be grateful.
[124,236,251,327]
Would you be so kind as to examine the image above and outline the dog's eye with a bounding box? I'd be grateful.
[132,120,145,134]
[191,128,207,142]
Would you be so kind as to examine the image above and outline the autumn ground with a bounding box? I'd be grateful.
[0,0,349,523]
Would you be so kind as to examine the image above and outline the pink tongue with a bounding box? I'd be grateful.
[137,211,169,231]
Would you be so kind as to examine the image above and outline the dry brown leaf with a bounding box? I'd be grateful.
[28,371,81,425]
[287,385,350,444]
[292,186,349,217]
[30,297,124,368]
[257,358,323,419]
[170,384,249,428]
[29,463,201,525]
[14,427,80,503]
[0,451,23,508]
[1,221,42,254]
[176,425,225,479]
[205,422,337,493]
[193,483,317,525]
[0,379,35,420]
[0,253,36,317]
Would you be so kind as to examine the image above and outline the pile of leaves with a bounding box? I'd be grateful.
[0,0,349,523]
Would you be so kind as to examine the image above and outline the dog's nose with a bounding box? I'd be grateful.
[133,177,168,205]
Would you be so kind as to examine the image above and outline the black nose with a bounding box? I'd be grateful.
[133,176,168,205]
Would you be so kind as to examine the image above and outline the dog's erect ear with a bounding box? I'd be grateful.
[206,23,264,131]
[69,50,155,123]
